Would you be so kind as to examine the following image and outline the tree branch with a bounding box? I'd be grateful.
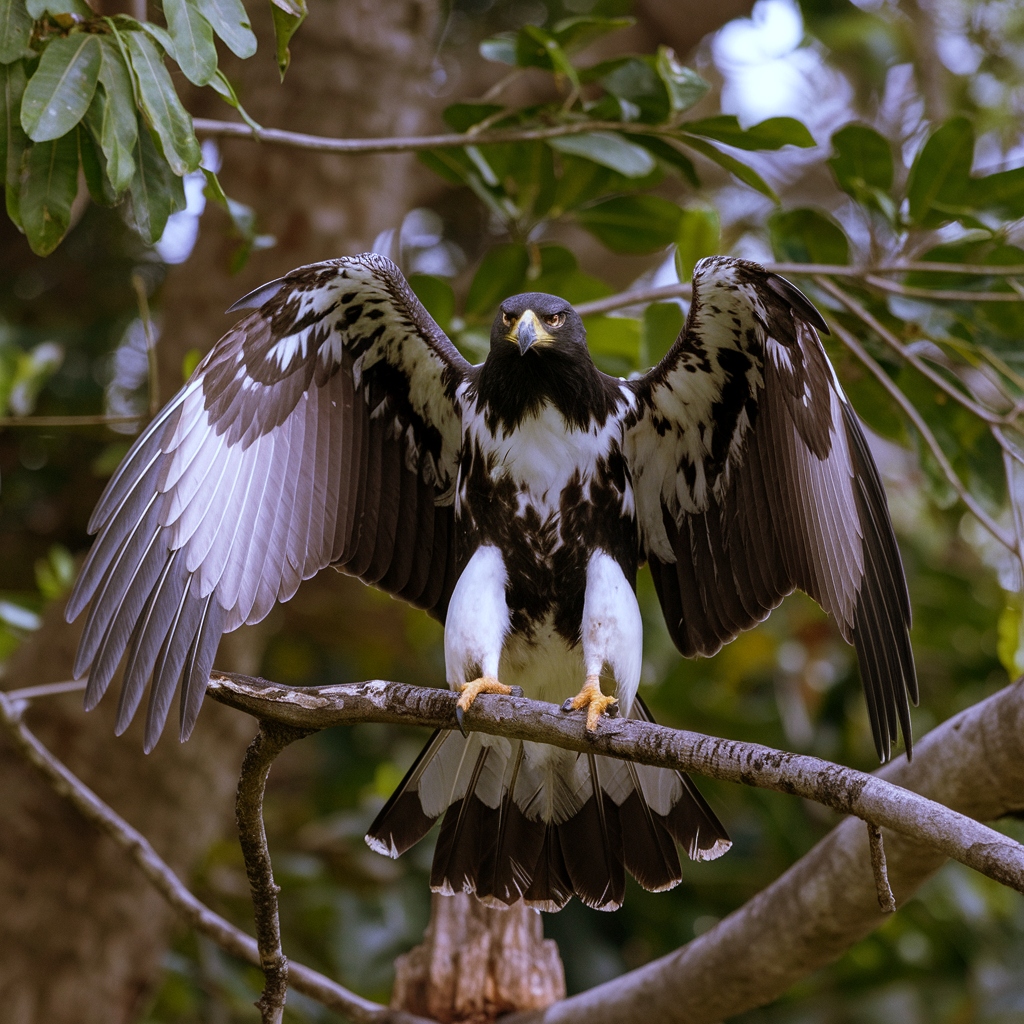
[866,823,896,914]
[236,722,312,1024]
[0,689,432,1024]
[507,676,1024,1024]
[204,673,1024,897]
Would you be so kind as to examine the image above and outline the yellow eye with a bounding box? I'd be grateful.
[501,311,512,326]
[544,312,566,328]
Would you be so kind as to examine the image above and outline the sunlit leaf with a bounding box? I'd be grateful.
[769,208,849,265]
[548,132,655,178]
[126,30,201,175]
[270,0,306,81]
[193,0,257,59]
[576,194,683,253]
[675,207,720,282]
[465,244,529,319]
[85,38,138,195]
[25,0,90,16]
[0,0,32,65]
[681,134,777,200]
[656,46,708,115]
[515,25,578,88]
[906,117,974,227]
[19,132,79,254]
[21,34,101,142]
[164,0,218,86]
[683,115,815,151]
[479,35,516,65]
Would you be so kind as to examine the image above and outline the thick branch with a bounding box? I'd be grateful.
[0,690,431,1024]
[508,676,1024,1024]
[205,673,1024,896]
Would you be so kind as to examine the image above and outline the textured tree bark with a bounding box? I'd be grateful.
[392,893,565,1022]
[0,3,443,1021]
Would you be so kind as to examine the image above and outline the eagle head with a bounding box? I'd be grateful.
[492,293,585,356]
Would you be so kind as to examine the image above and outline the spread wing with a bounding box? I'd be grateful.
[623,256,917,761]
[67,253,470,750]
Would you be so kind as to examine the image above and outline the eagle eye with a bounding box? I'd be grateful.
[544,312,566,329]
[501,311,512,327]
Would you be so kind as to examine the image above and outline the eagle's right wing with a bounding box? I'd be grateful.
[67,254,470,749]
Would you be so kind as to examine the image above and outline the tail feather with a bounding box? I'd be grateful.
[365,700,731,911]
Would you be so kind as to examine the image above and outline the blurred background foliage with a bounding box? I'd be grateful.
[3,0,1024,1020]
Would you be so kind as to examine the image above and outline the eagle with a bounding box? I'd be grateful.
[66,252,916,912]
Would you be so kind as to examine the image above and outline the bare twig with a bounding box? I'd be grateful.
[0,689,432,1024]
[205,673,1024,896]
[5,679,87,702]
[236,722,311,1024]
[866,823,896,913]
[816,277,1009,425]
[862,274,1023,302]
[826,318,1018,554]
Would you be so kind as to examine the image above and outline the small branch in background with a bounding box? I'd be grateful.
[0,690,431,1024]
[0,414,141,428]
[132,273,160,418]
[205,673,1024,897]
[5,679,87,703]
[236,722,312,1024]
[866,823,897,913]
[826,318,1018,556]
[861,275,1024,303]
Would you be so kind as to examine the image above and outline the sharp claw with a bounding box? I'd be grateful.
[455,704,467,737]
[607,700,620,719]
[510,686,524,698]
[561,698,574,712]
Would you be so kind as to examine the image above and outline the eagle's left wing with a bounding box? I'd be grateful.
[622,257,917,761]
[66,254,469,750]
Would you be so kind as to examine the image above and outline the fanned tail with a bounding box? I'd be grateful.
[364,699,730,911]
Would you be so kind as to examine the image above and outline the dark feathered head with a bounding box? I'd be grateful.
[490,292,586,356]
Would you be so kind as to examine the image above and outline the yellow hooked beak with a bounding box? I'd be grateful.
[507,310,554,355]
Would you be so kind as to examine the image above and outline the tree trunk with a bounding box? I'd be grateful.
[0,3,442,1021]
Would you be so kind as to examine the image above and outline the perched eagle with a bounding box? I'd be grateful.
[67,252,916,911]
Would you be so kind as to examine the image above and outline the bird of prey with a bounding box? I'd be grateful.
[67,252,916,912]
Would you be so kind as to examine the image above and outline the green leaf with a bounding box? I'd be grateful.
[442,103,504,133]
[768,207,849,265]
[129,121,186,243]
[21,34,101,142]
[583,314,642,373]
[126,30,200,175]
[596,57,669,124]
[827,123,894,218]
[138,20,177,55]
[906,117,974,227]
[408,274,455,332]
[630,135,698,185]
[528,244,611,303]
[2,59,29,228]
[19,132,79,254]
[655,46,708,115]
[0,0,33,65]
[270,1,305,80]
[642,301,683,367]
[465,244,530,319]
[164,0,218,86]
[550,15,633,53]
[968,166,1024,220]
[207,70,262,131]
[575,194,683,254]
[675,207,720,281]
[77,122,115,205]
[683,115,815,151]
[193,0,257,58]
[548,132,655,178]
[25,0,91,16]
[515,25,578,88]
[90,38,137,193]
[479,35,515,65]
[680,134,777,200]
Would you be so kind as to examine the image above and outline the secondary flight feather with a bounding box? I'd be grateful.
[67,252,916,910]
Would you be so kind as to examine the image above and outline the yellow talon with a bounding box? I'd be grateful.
[456,676,513,713]
[563,675,619,733]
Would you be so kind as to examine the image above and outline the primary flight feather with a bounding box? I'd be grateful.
[67,252,916,911]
